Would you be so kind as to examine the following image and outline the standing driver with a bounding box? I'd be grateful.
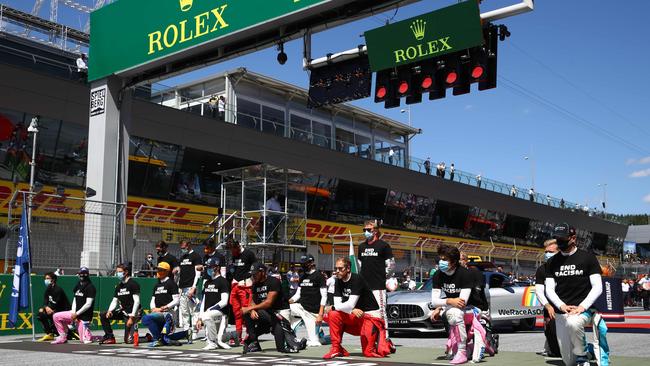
[358,220,396,352]
[545,224,603,366]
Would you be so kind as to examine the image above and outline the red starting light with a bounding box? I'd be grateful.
[398,81,409,94]
[445,71,458,85]
[421,76,433,89]
[471,65,485,79]
[376,86,387,99]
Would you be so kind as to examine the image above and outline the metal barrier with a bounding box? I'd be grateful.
[3,191,124,275]
[130,205,219,277]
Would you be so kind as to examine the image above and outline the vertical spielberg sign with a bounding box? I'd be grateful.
[88,0,331,81]
[364,1,483,72]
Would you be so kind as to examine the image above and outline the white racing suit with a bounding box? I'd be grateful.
[556,310,609,366]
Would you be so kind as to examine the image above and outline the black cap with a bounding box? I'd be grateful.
[553,223,576,239]
[300,254,315,264]
[205,256,222,267]
[250,262,267,276]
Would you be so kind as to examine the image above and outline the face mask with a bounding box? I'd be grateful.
[44,279,51,286]
[557,239,570,251]
[207,268,215,278]
[146,257,153,262]
[156,250,164,256]
[116,271,124,279]
[544,252,557,262]
[363,230,373,239]
[181,249,189,255]
[438,260,450,273]
[78,274,89,282]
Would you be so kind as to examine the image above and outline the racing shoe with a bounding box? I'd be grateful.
[243,341,262,354]
[450,349,468,365]
[575,355,590,366]
[387,338,397,354]
[51,337,67,345]
[279,346,299,354]
[298,338,308,351]
[37,334,55,342]
[99,335,116,345]
[323,347,350,359]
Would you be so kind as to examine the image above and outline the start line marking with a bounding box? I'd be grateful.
[71,348,382,366]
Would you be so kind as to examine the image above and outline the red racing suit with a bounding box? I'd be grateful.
[324,310,391,357]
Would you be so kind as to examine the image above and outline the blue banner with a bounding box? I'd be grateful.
[9,196,31,328]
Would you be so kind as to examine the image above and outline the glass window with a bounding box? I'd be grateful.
[171,147,222,205]
[128,137,179,199]
[290,114,311,143]
[355,134,372,159]
[0,109,29,183]
[237,98,260,131]
[335,128,355,154]
[311,120,331,148]
[261,105,285,137]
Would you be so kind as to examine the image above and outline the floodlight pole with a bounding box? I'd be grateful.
[27,117,39,227]
[303,0,534,70]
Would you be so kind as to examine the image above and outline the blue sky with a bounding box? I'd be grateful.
[4,0,650,215]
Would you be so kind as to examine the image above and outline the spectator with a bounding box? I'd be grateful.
[208,95,218,118]
[440,162,446,179]
[140,253,156,278]
[218,96,226,119]
[546,194,551,205]
[560,198,565,208]
[265,192,282,242]
[622,279,631,307]
[476,174,482,188]
[388,148,395,165]
[424,157,431,175]
[401,275,416,291]
[449,163,455,181]
[436,162,442,177]
[76,54,88,82]
[510,185,517,197]
[529,188,535,202]
[639,273,650,310]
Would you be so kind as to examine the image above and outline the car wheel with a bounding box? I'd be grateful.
[517,317,536,331]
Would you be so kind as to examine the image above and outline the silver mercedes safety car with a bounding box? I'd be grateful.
[386,271,542,334]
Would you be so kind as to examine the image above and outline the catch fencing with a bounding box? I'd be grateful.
[3,191,124,275]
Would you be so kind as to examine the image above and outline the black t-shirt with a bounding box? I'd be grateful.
[358,239,393,290]
[202,276,230,312]
[432,267,472,300]
[152,278,179,308]
[252,276,288,311]
[334,273,379,312]
[231,249,257,282]
[178,250,202,288]
[298,270,326,314]
[114,278,141,314]
[466,268,488,311]
[44,284,70,312]
[547,249,601,311]
[72,281,96,322]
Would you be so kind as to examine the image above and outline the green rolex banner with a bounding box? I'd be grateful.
[364,1,484,72]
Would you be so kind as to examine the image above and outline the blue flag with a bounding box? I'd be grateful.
[9,195,31,328]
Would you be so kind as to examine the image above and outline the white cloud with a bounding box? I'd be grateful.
[630,168,650,178]
[627,156,650,165]
[644,194,650,203]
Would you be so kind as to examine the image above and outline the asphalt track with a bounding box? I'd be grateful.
[0,309,648,366]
